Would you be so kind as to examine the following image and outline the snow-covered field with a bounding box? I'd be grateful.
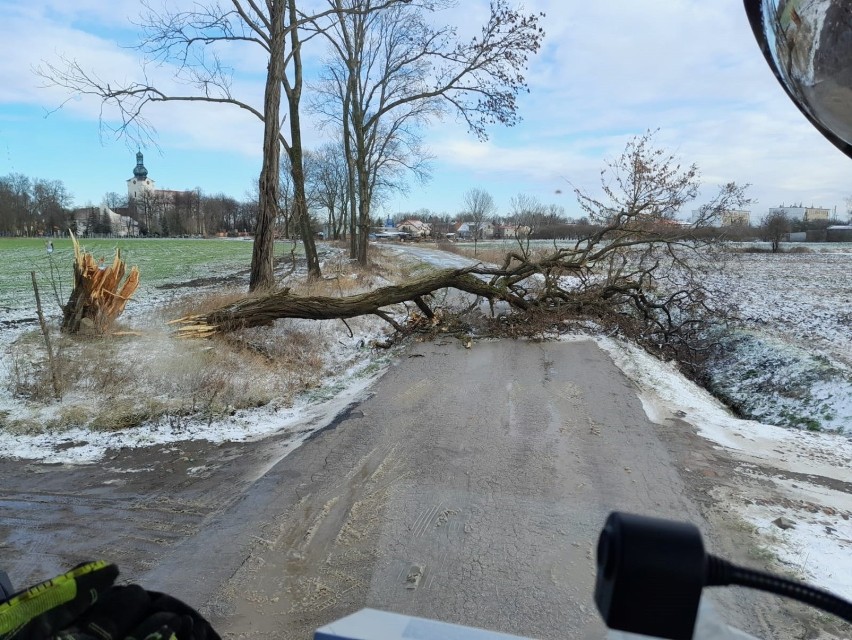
[705,245,852,433]
[0,241,850,601]
[599,337,852,601]
[605,244,852,599]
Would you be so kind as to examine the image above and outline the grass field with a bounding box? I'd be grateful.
[0,237,393,446]
[0,237,294,318]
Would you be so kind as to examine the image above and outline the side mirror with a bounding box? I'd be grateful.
[744,0,852,158]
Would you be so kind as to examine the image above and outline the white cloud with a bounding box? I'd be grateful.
[0,0,274,156]
[2,0,851,214]
[414,0,852,215]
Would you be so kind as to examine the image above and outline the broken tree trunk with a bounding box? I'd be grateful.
[62,232,140,334]
[170,267,530,338]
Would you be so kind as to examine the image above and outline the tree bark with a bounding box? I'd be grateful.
[355,121,371,265]
[250,2,285,292]
[172,267,529,336]
[343,57,358,260]
[286,0,321,280]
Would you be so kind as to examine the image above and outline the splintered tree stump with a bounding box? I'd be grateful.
[61,233,140,334]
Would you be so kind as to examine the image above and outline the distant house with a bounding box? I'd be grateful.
[454,221,472,239]
[719,210,751,226]
[454,221,498,239]
[397,219,431,238]
[494,224,517,239]
[72,205,140,237]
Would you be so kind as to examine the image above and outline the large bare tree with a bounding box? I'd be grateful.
[37,0,330,289]
[311,0,546,264]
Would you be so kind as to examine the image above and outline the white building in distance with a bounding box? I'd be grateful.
[768,204,831,222]
[72,205,140,237]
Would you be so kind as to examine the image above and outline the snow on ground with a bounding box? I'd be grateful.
[703,245,852,433]
[0,246,401,464]
[595,335,852,601]
[0,348,388,466]
[2,241,849,599]
[379,243,483,269]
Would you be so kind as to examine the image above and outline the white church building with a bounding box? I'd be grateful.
[127,150,156,201]
[72,152,199,236]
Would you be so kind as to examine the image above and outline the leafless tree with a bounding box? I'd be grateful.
[103,191,128,212]
[565,131,750,362]
[0,174,75,236]
[307,142,350,239]
[36,0,334,288]
[278,154,296,239]
[32,179,73,235]
[509,193,544,259]
[463,188,497,255]
[0,174,33,235]
[200,193,241,234]
[760,210,791,253]
[311,0,545,264]
[282,0,324,280]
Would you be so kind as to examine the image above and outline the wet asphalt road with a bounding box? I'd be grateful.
[164,339,795,640]
[1,338,802,640]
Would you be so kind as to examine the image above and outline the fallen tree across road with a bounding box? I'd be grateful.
[169,265,529,338]
[170,132,750,371]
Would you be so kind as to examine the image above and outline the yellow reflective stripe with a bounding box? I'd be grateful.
[0,561,109,635]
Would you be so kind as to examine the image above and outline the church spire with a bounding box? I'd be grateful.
[133,150,149,180]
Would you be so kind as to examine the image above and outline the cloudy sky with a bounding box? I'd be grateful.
[1,0,850,221]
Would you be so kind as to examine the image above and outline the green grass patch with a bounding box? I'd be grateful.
[0,237,304,315]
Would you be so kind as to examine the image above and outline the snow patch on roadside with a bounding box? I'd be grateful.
[734,477,852,601]
[593,335,852,600]
[0,355,388,465]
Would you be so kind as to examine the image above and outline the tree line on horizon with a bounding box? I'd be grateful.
[0,171,254,238]
[0,166,577,240]
[3,167,846,244]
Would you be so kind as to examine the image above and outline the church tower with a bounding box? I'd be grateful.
[127,151,156,201]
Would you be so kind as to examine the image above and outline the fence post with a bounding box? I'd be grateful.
[31,271,61,400]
